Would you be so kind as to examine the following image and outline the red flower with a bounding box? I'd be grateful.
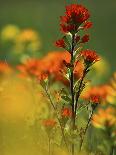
[83,21,93,29]
[61,108,72,117]
[55,39,65,48]
[90,95,100,103]
[81,34,89,43]
[75,35,80,43]
[60,4,90,33]
[81,50,100,63]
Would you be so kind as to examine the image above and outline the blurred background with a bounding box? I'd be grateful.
[0,0,116,71]
[0,0,116,155]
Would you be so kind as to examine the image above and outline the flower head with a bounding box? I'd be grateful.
[43,119,57,128]
[81,50,100,64]
[61,108,72,117]
[60,4,90,33]
[90,95,100,104]
[83,21,93,29]
[55,39,65,48]
[81,34,89,43]
[92,107,116,129]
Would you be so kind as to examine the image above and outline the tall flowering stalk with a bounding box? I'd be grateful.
[55,3,99,155]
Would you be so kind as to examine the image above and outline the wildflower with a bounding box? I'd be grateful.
[90,95,100,104]
[60,4,90,33]
[83,21,93,29]
[75,35,80,43]
[61,108,72,117]
[55,39,65,48]
[43,119,57,128]
[81,50,100,64]
[81,34,89,43]
[92,107,116,129]
[0,61,13,74]
[82,85,111,102]
[17,59,41,77]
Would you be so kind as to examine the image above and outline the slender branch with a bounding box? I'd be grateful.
[44,87,69,152]
[79,106,95,151]
[74,68,87,116]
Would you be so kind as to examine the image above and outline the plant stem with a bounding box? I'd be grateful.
[44,88,69,152]
[74,68,87,116]
[79,106,95,151]
[70,34,75,155]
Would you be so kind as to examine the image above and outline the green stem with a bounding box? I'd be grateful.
[74,68,87,116]
[80,104,97,151]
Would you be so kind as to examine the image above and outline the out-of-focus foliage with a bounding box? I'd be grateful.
[0,25,41,64]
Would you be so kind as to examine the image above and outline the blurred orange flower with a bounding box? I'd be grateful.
[43,119,57,128]
[82,85,111,102]
[92,107,116,129]
[17,51,84,84]
[0,61,13,74]
[61,108,72,117]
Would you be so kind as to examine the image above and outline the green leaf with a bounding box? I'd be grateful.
[61,95,71,103]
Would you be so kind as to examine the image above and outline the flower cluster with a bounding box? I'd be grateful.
[18,51,84,84]
[60,4,91,33]
[81,50,100,64]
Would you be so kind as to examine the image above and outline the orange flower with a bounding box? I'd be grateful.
[43,119,57,128]
[92,107,116,129]
[17,59,41,77]
[61,108,72,117]
[0,61,13,74]
[82,85,111,102]
[17,51,84,84]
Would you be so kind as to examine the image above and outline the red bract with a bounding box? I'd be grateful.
[75,35,80,43]
[60,4,90,33]
[55,39,65,48]
[43,119,57,128]
[83,21,93,29]
[90,95,100,104]
[81,34,89,43]
[81,50,100,63]
[61,108,72,117]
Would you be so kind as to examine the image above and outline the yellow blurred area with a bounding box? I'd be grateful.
[1,25,20,41]
[0,74,49,121]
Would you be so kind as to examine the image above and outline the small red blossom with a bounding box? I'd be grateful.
[90,95,100,103]
[81,34,89,43]
[75,35,80,43]
[83,21,93,29]
[60,4,90,33]
[81,50,100,63]
[61,108,72,117]
[43,119,57,128]
[55,39,65,48]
